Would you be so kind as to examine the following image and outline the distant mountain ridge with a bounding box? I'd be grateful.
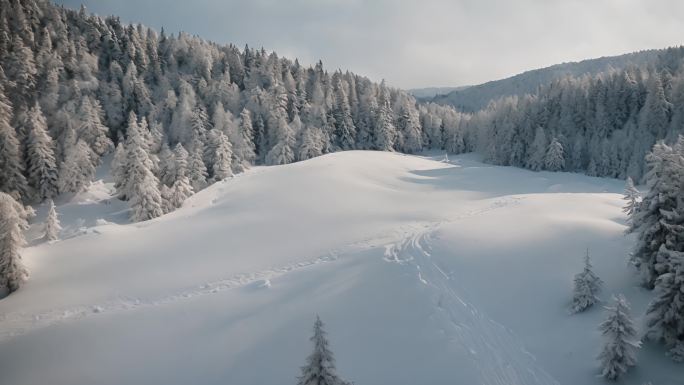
[431,49,662,112]
[408,86,469,100]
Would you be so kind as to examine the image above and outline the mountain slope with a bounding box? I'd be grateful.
[0,151,679,385]
[432,50,660,111]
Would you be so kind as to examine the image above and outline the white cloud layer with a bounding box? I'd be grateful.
[57,0,684,88]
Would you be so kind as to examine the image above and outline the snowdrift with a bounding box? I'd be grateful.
[0,151,680,385]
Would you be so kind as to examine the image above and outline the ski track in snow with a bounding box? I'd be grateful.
[0,193,532,378]
[0,252,340,343]
[382,211,561,385]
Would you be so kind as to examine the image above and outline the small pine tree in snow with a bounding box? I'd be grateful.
[297,316,350,385]
[623,177,640,231]
[645,252,684,361]
[44,199,61,241]
[571,249,603,313]
[544,137,565,171]
[0,192,29,295]
[598,295,640,381]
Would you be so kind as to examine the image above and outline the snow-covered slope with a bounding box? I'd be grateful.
[0,151,680,385]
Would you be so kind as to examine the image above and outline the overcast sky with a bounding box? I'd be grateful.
[56,0,684,89]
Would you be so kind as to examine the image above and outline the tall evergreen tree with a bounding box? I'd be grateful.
[623,176,640,231]
[25,103,58,200]
[0,82,28,201]
[59,139,95,194]
[0,192,29,295]
[632,141,684,288]
[544,137,565,171]
[645,251,684,361]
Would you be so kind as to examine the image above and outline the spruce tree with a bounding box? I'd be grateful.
[0,192,29,295]
[187,137,208,192]
[205,128,233,182]
[265,110,295,166]
[632,141,684,288]
[374,83,396,152]
[623,176,640,230]
[598,295,640,381]
[166,143,194,209]
[25,103,58,200]
[332,77,355,150]
[44,198,61,241]
[59,139,95,194]
[0,82,28,201]
[298,126,324,161]
[77,95,113,161]
[571,249,603,313]
[297,316,350,385]
[237,108,256,164]
[645,252,684,361]
[544,137,565,171]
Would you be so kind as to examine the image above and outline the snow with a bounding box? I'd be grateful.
[0,151,681,385]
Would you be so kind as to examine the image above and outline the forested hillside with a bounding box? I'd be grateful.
[432,50,659,112]
[2,0,684,216]
[0,0,467,217]
[465,47,684,181]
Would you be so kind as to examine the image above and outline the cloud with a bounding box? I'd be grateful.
[56,0,684,88]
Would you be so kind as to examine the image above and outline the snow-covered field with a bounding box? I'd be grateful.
[0,151,680,385]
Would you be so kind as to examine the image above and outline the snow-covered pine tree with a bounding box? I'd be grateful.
[598,295,640,381]
[544,137,565,171]
[77,95,113,161]
[59,139,95,194]
[129,164,164,222]
[297,316,350,385]
[632,141,684,288]
[645,251,684,361]
[374,82,396,152]
[157,142,176,187]
[397,98,422,154]
[623,176,640,230]
[298,126,324,161]
[0,81,28,202]
[265,107,296,165]
[44,198,61,241]
[124,122,164,221]
[237,108,256,165]
[526,126,547,171]
[571,249,604,313]
[205,128,233,182]
[332,76,355,150]
[25,102,58,200]
[0,192,29,295]
[166,143,194,210]
[187,136,208,192]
